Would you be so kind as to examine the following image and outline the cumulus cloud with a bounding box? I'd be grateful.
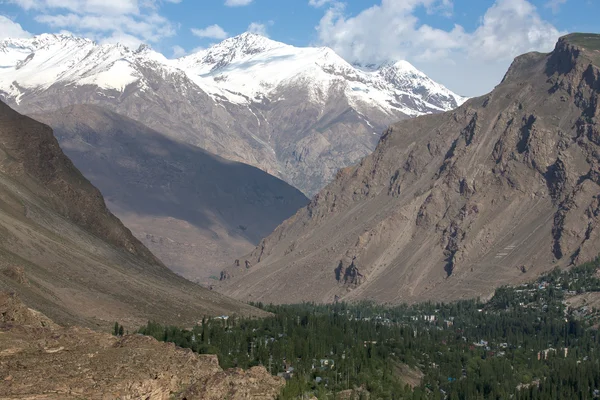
[225,0,253,6]
[247,22,270,37]
[191,24,228,40]
[6,0,178,46]
[469,0,561,61]
[7,0,140,15]
[0,15,32,39]
[314,0,563,96]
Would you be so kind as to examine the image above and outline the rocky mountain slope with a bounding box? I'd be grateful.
[31,105,308,281]
[0,293,284,399]
[217,33,600,305]
[0,33,465,195]
[0,100,267,329]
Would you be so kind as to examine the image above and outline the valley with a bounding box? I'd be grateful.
[0,0,598,395]
[30,105,307,282]
[0,32,464,279]
[139,258,600,399]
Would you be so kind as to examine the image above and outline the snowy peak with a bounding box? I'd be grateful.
[173,34,465,115]
[376,60,467,109]
[0,33,92,52]
[0,34,180,101]
[180,33,287,72]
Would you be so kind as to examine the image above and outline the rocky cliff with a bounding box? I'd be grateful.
[217,34,600,305]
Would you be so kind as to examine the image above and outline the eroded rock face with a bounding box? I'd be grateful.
[0,294,284,400]
[217,34,600,305]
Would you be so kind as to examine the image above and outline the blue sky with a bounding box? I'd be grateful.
[0,0,598,95]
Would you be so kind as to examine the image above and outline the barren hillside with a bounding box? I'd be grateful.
[0,100,267,329]
[217,34,600,305]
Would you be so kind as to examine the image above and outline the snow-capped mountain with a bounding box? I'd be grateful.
[174,33,465,116]
[0,32,466,195]
[0,35,169,101]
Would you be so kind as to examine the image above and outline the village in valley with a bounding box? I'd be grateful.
[138,259,600,399]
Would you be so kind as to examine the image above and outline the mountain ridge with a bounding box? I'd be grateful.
[216,33,600,305]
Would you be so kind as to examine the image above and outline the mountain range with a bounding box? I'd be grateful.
[0,32,465,196]
[217,33,600,305]
[0,32,465,278]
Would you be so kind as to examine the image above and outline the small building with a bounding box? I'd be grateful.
[424,315,436,322]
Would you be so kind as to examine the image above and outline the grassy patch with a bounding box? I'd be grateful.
[565,33,600,50]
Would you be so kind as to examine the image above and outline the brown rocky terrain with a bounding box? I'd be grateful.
[0,100,268,330]
[0,293,284,399]
[30,105,308,282]
[217,34,600,305]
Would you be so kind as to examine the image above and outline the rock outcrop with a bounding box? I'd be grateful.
[0,294,284,399]
[217,34,600,305]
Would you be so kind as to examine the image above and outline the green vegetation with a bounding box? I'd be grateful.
[565,33,600,51]
[138,259,600,399]
[113,322,124,336]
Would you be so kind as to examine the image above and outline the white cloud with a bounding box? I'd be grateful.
[0,15,32,39]
[247,22,269,37]
[99,31,145,48]
[6,0,178,46]
[314,0,563,96]
[224,0,253,6]
[309,0,335,7]
[35,11,175,43]
[469,0,561,61]
[425,0,453,16]
[545,0,567,13]
[191,24,228,39]
[190,45,205,54]
[171,44,186,58]
[7,0,140,15]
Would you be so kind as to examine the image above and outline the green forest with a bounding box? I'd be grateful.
[138,259,600,399]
